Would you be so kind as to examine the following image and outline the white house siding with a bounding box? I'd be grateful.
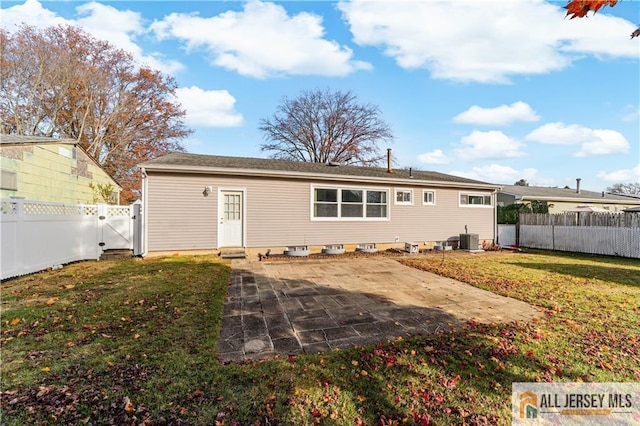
[145,173,495,251]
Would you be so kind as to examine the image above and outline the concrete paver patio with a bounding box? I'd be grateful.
[218,257,540,363]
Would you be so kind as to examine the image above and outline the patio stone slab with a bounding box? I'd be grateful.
[217,257,540,363]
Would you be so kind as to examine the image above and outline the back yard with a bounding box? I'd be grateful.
[1,251,639,425]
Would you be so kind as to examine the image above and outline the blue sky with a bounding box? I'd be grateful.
[2,0,639,191]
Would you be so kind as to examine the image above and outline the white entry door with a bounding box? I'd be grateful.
[220,191,244,247]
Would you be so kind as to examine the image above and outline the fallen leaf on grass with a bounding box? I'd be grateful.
[123,396,135,412]
[9,318,20,326]
[41,367,50,372]
[46,297,58,306]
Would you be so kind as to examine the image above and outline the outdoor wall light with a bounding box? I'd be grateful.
[203,186,213,197]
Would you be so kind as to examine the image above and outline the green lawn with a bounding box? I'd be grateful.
[1,251,638,425]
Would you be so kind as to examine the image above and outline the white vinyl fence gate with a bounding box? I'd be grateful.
[1,199,142,280]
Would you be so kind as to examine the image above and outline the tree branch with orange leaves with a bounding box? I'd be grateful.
[565,0,639,38]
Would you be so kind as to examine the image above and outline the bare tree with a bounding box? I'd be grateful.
[259,89,393,166]
[1,25,191,202]
[514,179,529,186]
[606,182,640,194]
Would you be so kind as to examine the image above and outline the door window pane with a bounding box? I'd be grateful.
[224,194,241,220]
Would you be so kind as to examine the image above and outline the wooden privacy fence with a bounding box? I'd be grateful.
[518,212,640,258]
[1,199,141,280]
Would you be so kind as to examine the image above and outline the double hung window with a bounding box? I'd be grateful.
[313,187,388,220]
[459,193,492,207]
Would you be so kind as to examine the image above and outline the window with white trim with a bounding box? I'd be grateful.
[341,189,363,217]
[314,188,338,217]
[459,192,492,207]
[0,169,17,191]
[366,190,387,218]
[395,189,413,205]
[312,187,388,220]
[423,190,436,206]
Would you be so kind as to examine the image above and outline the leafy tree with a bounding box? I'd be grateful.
[529,200,550,214]
[514,179,529,186]
[89,182,117,204]
[1,25,191,203]
[497,204,529,224]
[498,200,549,224]
[564,0,640,38]
[606,182,640,194]
[259,89,393,166]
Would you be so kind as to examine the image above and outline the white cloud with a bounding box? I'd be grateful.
[449,164,545,185]
[0,0,68,29]
[525,122,591,145]
[622,105,640,122]
[526,122,630,156]
[574,130,630,157]
[597,165,640,182]
[453,101,540,125]
[174,86,243,127]
[151,1,371,78]
[338,0,639,84]
[417,149,448,165]
[455,130,525,160]
[0,0,183,75]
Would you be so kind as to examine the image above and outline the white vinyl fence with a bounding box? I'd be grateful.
[497,224,517,246]
[1,199,140,280]
[518,213,640,258]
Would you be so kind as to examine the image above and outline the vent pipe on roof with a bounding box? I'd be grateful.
[576,178,581,194]
[409,167,413,178]
[387,148,393,174]
[602,191,605,198]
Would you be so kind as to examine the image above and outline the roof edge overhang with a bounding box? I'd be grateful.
[140,164,500,190]
[513,195,639,205]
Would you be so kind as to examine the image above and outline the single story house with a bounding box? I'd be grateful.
[498,180,640,214]
[139,152,500,256]
[0,134,120,204]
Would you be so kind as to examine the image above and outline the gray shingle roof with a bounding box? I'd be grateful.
[0,134,77,145]
[500,184,638,203]
[140,152,494,186]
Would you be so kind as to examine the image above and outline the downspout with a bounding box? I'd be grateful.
[141,167,148,257]
[493,189,499,247]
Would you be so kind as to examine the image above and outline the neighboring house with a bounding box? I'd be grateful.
[498,181,640,213]
[0,134,120,204]
[139,152,500,255]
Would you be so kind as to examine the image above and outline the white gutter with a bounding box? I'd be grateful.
[141,164,500,190]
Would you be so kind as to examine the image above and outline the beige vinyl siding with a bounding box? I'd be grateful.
[145,173,495,251]
[146,173,218,251]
